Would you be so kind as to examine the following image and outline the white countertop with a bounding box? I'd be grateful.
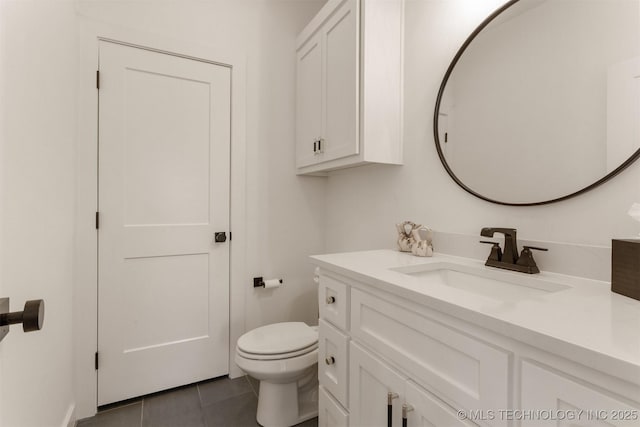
[311,249,640,384]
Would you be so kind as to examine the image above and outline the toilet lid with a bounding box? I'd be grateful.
[237,322,318,355]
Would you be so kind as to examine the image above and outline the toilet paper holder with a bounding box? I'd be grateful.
[253,277,283,288]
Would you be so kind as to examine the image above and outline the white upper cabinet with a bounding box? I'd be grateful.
[296,32,323,168]
[295,0,404,174]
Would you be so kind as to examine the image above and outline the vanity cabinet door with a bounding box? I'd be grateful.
[405,381,478,427]
[295,31,322,168]
[350,341,406,427]
[521,361,640,426]
[319,385,349,427]
[319,319,349,408]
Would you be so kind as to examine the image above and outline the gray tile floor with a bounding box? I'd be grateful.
[76,376,318,427]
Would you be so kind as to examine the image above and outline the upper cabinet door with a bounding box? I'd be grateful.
[321,0,359,163]
[296,33,323,168]
[295,0,403,174]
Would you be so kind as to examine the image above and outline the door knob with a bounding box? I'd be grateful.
[0,299,45,333]
[214,232,227,243]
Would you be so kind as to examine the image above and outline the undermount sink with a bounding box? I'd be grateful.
[392,262,571,302]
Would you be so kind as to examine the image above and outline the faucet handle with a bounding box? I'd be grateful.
[522,245,548,252]
[516,246,548,273]
[480,240,502,262]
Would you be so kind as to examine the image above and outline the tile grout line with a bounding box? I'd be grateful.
[140,398,144,427]
[196,384,207,427]
[196,383,204,408]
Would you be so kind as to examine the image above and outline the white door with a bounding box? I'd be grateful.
[97,41,231,405]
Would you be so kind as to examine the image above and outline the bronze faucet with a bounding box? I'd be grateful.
[480,227,547,274]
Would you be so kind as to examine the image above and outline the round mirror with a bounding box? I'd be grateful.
[434,0,640,205]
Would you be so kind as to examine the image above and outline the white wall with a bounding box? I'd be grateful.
[242,1,328,330]
[325,0,640,267]
[0,1,77,426]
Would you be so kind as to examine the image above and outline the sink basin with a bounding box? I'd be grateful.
[392,262,571,302]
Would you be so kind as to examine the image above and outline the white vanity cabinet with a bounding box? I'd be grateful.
[520,361,640,426]
[350,341,477,427]
[295,0,403,174]
[314,252,640,427]
[317,271,509,427]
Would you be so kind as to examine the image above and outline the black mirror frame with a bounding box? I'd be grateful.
[433,0,640,206]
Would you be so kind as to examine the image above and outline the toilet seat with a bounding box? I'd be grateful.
[237,341,318,360]
[237,322,318,359]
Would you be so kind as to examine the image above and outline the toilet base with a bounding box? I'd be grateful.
[256,372,318,427]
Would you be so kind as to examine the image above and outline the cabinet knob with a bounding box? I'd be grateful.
[325,355,335,365]
[326,296,336,304]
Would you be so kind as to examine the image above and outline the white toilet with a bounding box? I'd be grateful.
[235,322,319,427]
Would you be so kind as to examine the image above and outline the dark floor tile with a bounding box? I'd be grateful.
[198,376,253,407]
[203,392,259,427]
[142,409,204,427]
[77,402,142,427]
[142,386,202,426]
[294,417,318,427]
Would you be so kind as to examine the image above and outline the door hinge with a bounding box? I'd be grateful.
[96,70,100,90]
[95,212,100,230]
[95,351,99,370]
